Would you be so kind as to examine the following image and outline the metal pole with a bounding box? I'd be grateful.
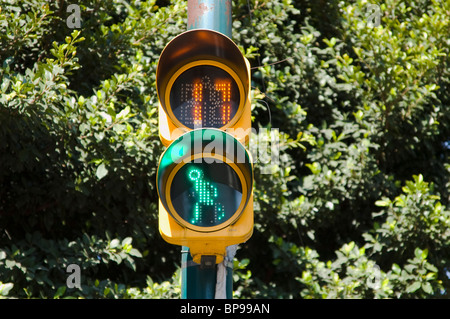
[181,246,216,299]
[182,0,234,299]
[187,0,232,37]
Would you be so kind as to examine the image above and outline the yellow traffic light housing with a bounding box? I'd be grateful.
[156,28,253,266]
[156,129,253,264]
[156,29,251,147]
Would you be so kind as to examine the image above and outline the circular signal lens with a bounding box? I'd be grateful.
[170,160,243,227]
[169,65,240,129]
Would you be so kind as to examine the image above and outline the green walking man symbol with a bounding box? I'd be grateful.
[188,167,225,225]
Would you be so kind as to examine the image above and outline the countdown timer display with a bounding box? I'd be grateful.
[166,62,243,130]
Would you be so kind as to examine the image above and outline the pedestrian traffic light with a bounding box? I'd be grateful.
[156,29,251,147]
[156,28,253,265]
[156,129,253,264]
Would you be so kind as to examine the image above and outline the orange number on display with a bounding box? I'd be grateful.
[215,81,231,125]
[193,82,203,127]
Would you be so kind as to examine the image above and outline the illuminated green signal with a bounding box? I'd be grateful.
[187,167,225,225]
[157,129,252,235]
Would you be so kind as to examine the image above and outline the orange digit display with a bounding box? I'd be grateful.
[215,81,231,125]
[169,65,240,129]
[193,82,203,127]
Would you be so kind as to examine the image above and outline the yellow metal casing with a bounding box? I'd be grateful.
[158,195,253,264]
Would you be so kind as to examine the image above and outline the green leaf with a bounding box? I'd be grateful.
[109,239,120,249]
[129,248,143,258]
[117,106,130,120]
[53,286,66,299]
[414,247,428,260]
[0,282,14,296]
[421,282,433,294]
[392,263,401,274]
[421,249,429,260]
[121,237,132,246]
[406,282,421,293]
[96,163,108,180]
[305,162,321,175]
[375,199,390,207]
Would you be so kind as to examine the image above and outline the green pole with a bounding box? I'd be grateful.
[182,0,234,300]
[187,0,232,37]
[181,247,217,299]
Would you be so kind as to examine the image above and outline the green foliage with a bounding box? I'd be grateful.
[0,281,14,298]
[0,0,449,299]
[369,175,450,261]
[0,0,185,298]
[0,232,143,298]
